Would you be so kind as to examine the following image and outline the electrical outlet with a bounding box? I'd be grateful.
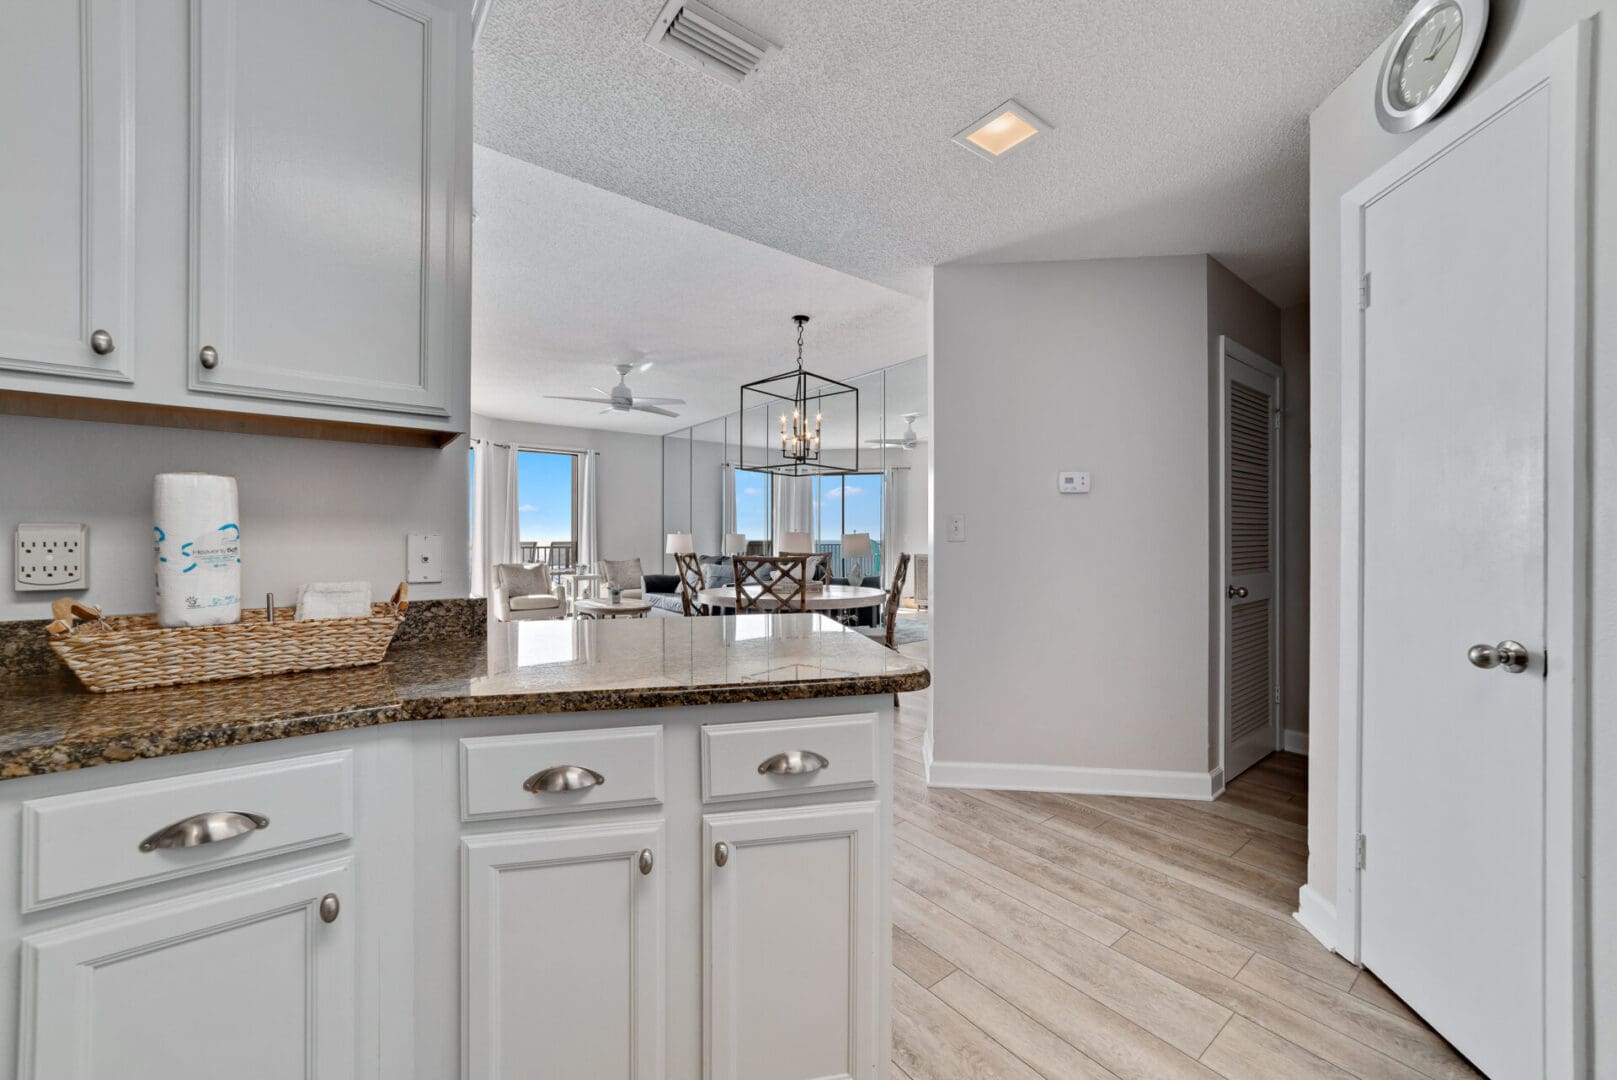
[15,523,90,591]
[945,514,966,543]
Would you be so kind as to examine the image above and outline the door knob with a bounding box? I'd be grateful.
[1467,640,1530,674]
[1227,585,1249,599]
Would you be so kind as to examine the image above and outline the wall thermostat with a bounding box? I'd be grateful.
[1058,472,1090,494]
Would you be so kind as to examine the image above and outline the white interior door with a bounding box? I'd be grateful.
[1221,339,1281,781]
[1356,81,1553,1080]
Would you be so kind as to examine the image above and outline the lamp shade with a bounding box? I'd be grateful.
[723,533,747,554]
[779,531,812,555]
[841,532,872,558]
[665,532,695,555]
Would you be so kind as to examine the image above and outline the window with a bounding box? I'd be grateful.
[733,469,773,549]
[518,450,578,563]
[814,473,884,579]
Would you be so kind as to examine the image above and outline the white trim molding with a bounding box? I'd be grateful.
[926,760,1224,802]
[1335,23,1590,1078]
[1283,729,1309,756]
[1294,884,1337,953]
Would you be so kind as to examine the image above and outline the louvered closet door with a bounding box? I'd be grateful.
[1223,343,1281,781]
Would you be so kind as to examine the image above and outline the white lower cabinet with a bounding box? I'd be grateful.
[18,859,355,1080]
[463,820,667,1080]
[705,802,882,1080]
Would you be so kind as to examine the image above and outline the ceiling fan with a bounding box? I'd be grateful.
[867,413,928,449]
[546,363,685,418]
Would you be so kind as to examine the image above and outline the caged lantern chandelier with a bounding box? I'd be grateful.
[739,315,860,477]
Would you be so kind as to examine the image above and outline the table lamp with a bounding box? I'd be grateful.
[723,533,746,555]
[842,532,872,584]
[780,531,812,555]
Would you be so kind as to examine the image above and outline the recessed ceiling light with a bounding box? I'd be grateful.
[953,99,1049,160]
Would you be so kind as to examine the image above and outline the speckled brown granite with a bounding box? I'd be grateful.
[0,613,928,779]
[0,597,487,680]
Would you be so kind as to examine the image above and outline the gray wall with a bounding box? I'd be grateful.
[933,255,1281,778]
[471,415,665,575]
[1279,303,1311,740]
[0,415,469,619]
[1305,1,1614,1062]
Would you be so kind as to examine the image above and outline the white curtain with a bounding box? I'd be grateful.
[471,439,519,598]
[883,465,907,587]
[720,464,736,537]
[577,450,599,569]
[773,474,814,544]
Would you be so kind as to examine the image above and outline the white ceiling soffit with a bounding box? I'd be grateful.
[474,0,1410,307]
[471,146,928,435]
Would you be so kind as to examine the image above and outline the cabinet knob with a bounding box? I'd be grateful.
[714,841,730,868]
[639,848,654,876]
[90,329,115,355]
[199,344,220,370]
[319,893,340,924]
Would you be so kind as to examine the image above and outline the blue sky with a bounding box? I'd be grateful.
[517,451,574,543]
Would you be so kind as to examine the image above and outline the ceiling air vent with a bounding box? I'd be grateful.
[645,0,779,87]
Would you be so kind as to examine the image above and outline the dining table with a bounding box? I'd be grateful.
[695,583,887,614]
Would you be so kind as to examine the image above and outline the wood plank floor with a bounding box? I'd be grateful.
[888,652,1481,1080]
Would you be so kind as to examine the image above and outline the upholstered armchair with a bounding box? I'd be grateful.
[491,562,568,622]
[599,558,645,600]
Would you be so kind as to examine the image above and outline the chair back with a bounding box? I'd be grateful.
[545,541,577,570]
[744,540,772,556]
[674,551,706,616]
[883,553,911,649]
[732,556,810,612]
[518,541,542,563]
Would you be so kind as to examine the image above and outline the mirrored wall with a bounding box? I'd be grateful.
[660,355,928,590]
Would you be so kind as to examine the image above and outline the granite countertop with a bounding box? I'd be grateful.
[0,613,929,780]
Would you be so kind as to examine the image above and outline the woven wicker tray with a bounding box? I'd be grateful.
[46,583,409,693]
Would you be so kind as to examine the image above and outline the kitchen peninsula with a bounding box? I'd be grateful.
[0,611,927,1080]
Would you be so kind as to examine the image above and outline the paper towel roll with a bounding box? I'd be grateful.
[154,473,241,627]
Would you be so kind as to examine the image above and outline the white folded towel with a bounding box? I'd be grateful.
[295,581,374,621]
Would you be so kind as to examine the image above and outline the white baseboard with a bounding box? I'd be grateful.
[925,759,1224,801]
[1294,884,1337,952]
[1283,729,1309,755]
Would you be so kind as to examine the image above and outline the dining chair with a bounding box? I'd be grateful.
[519,540,542,563]
[744,540,772,556]
[881,553,911,650]
[674,551,707,616]
[732,556,809,612]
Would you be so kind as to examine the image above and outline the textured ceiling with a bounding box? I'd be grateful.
[471,146,928,434]
[475,0,1411,306]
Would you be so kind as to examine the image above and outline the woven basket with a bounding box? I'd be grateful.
[46,583,409,693]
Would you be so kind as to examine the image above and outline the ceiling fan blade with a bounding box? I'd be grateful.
[589,387,614,397]
[631,404,680,418]
[546,394,616,404]
[630,396,686,406]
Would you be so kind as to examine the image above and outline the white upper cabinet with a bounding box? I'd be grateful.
[189,0,461,418]
[0,0,135,385]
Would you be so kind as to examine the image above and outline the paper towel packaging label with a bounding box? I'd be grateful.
[153,473,242,626]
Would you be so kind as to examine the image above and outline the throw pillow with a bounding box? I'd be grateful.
[499,562,552,597]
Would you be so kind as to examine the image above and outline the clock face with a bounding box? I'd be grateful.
[1390,3,1464,109]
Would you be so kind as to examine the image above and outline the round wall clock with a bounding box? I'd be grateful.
[1375,0,1489,133]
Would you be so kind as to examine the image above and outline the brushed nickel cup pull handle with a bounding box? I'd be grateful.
[714,841,730,867]
[139,810,269,852]
[639,848,654,876]
[319,893,340,923]
[757,750,830,776]
[90,329,115,355]
[523,765,606,793]
[198,344,219,369]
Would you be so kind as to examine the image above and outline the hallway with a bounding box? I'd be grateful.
[888,676,1480,1078]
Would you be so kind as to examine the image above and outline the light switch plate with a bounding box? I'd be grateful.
[406,533,443,584]
[945,514,966,542]
[15,523,90,591]
[1058,471,1091,494]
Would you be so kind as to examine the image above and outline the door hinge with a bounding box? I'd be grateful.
[1355,834,1367,871]
[1273,684,1282,704]
[1359,272,1372,310]
[1272,410,1282,431]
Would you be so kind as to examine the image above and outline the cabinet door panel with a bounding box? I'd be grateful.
[705,802,881,1080]
[0,0,133,383]
[191,0,455,415]
[19,860,355,1080]
[463,821,665,1080]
